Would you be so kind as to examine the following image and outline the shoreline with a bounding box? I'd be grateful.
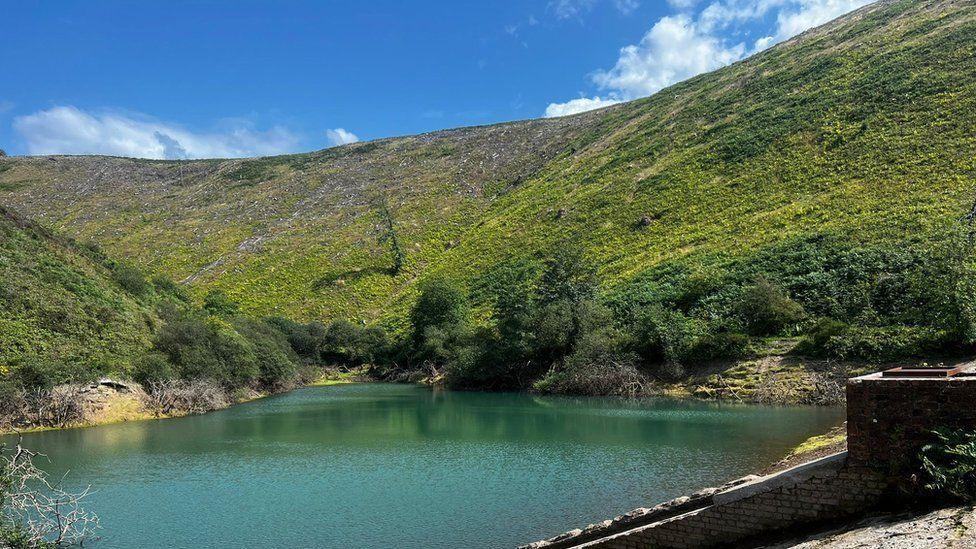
[0,370,366,438]
[1,373,848,450]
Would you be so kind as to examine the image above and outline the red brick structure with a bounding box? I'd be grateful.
[847,371,976,476]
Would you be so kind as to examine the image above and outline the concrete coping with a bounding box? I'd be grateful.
[712,451,848,505]
[850,361,976,382]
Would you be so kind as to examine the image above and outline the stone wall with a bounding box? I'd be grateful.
[575,455,885,549]
[527,369,976,548]
[847,372,976,476]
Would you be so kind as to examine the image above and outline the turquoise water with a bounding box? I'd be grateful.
[4,384,843,548]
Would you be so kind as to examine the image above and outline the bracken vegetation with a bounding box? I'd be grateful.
[2,0,976,401]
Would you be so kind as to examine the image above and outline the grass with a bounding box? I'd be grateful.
[0,206,156,371]
[309,368,368,386]
[0,1,973,340]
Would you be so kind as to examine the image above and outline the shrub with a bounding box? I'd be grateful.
[267,317,327,360]
[531,299,576,362]
[682,330,749,364]
[152,275,189,303]
[320,320,367,365]
[202,289,239,316]
[153,316,259,388]
[626,306,697,367]
[142,379,229,416]
[794,318,849,357]
[5,357,98,391]
[533,328,646,397]
[410,276,468,344]
[536,241,598,306]
[233,318,298,390]
[112,263,150,297]
[130,353,175,387]
[819,325,947,362]
[7,359,58,392]
[736,276,806,336]
[919,428,976,502]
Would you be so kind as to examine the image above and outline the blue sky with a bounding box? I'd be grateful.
[0,0,870,158]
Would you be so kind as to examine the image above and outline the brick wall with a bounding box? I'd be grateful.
[528,371,976,549]
[577,458,885,549]
[847,373,976,476]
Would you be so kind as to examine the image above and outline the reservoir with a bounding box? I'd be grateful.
[5,383,843,548]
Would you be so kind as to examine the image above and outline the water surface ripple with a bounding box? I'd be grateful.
[4,384,844,548]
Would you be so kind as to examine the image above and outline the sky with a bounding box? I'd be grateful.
[0,0,872,159]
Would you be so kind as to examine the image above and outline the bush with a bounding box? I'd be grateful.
[268,317,327,361]
[794,318,849,357]
[736,276,806,336]
[153,316,259,388]
[112,263,150,297]
[130,353,175,387]
[6,358,97,392]
[536,241,598,306]
[818,325,947,362]
[233,318,299,390]
[202,289,239,316]
[919,428,976,502]
[683,330,749,363]
[141,379,228,416]
[411,276,468,344]
[152,275,189,303]
[625,306,697,367]
[320,320,366,365]
[533,328,646,397]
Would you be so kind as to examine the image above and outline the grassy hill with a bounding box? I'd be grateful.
[1,0,973,332]
[0,206,155,375]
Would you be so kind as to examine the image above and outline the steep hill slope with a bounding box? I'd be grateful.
[0,206,155,372]
[1,0,974,326]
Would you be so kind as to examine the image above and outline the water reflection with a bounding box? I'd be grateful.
[5,384,843,549]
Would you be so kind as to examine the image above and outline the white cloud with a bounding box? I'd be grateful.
[545,96,622,117]
[325,128,359,147]
[593,15,746,99]
[550,0,639,19]
[13,106,299,159]
[550,0,598,19]
[545,0,871,115]
[772,0,872,42]
[614,0,641,15]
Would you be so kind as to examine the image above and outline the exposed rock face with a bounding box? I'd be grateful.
[77,379,147,419]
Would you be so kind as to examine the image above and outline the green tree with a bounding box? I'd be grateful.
[736,276,805,336]
[374,193,405,275]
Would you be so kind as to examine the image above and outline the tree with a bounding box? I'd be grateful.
[373,193,405,275]
[1,440,99,546]
[410,276,468,341]
[536,240,598,306]
[736,276,805,336]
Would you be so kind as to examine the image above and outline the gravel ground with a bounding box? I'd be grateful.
[762,507,976,548]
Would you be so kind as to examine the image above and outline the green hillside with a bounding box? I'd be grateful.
[1,0,973,330]
[0,206,155,375]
